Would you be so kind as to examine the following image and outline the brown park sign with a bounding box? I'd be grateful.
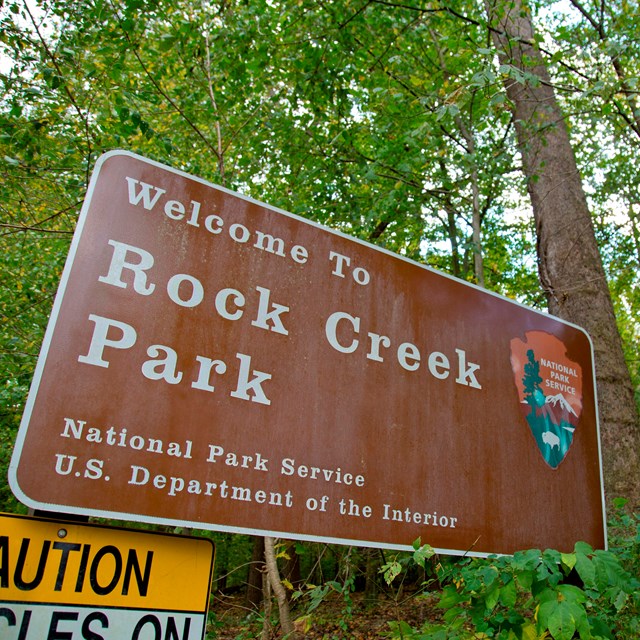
[9,151,606,556]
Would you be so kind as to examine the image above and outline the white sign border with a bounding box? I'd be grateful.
[8,150,607,557]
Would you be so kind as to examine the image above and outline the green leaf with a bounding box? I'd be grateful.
[612,497,629,510]
[158,34,178,51]
[438,585,467,609]
[499,579,517,608]
[588,616,614,639]
[538,600,576,640]
[575,552,596,591]
[520,622,542,640]
[612,588,628,612]
[443,605,466,625]
[380,560,402,585]
[387,620,421,638]
[413,542,435,568]
[556,583,586,604]
[560,552,576,573]
[547,603,580,640]
[484,584,500,611]
[593,550,627,591]
[574,541,594,556]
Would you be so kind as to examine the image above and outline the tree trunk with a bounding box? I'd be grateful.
[213,533,231,593]
[261,566,273,640]
[264,536,298,638]
[486,0,640,509]
[246,536,265,610]
[364,547,379,608]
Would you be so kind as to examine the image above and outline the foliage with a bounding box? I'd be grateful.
[207,527,638,639]
[1,1,640,634]
[532,0,640,400]
[380,538,437,586]
[606,498,640,588]
[384,521,640,640]
[1,3,639,503]
[292,546,359,633]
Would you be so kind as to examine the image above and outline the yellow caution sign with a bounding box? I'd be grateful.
[0,513,214,639]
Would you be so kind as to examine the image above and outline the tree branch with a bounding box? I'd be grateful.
[22,0,94,184]
[0,223,73,236]
[568,0,604,36]
[106,0,221,161]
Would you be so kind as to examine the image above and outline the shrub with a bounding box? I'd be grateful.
[386,519,639,639]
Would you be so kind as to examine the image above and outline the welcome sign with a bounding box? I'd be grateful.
[9,151,606,556]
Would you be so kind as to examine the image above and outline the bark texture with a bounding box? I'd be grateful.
[486,0,640,510]
[246,536,265,609]
[264,536,300,638]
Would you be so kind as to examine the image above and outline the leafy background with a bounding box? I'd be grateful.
[1,0,639,637]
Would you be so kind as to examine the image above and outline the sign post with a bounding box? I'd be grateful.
[9,151,606,556]
[0,513,214,640]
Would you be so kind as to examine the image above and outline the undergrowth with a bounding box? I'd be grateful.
[385,500,639,639]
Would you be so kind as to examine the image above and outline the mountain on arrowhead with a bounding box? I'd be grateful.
[543,393,578,427]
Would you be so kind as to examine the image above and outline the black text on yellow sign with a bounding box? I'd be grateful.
[0,513,214,640]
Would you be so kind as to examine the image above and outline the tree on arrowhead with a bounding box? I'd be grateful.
[523,349,544,411]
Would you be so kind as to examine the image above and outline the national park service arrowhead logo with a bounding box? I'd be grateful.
[510,331,583,469]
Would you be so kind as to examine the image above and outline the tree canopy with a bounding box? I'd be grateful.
[1,0,639,500]
[2,1,640,636]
